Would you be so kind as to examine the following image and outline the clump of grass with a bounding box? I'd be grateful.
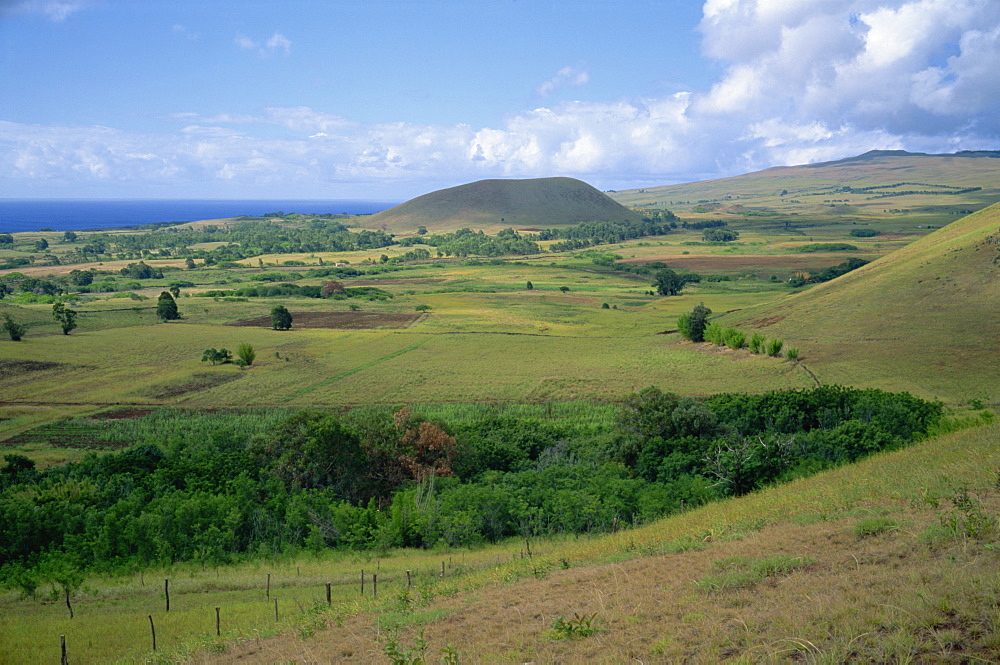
[785,346,799,361]
[695,554,812,591]
[854,515,899,538]
[548,613,599,640]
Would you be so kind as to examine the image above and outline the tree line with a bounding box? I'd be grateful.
[0,386,942,588]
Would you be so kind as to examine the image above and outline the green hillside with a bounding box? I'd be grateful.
[366,176,643,233]
[611,150,1000,231]
[726,201,1000,404]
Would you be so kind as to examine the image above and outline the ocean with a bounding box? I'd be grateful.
[0,199,401,233]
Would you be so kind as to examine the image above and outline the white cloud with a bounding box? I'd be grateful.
[3,0,95,22]
[535,66,590,97]
[3,0,999,198]
[236,31,293,57]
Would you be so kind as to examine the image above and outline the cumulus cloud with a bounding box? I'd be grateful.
[535,66,590,97]
[236,31,292,57]
[3,0,999,197]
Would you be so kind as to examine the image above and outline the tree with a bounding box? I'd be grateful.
[678,303,712,342]
[236,343,256,367]
[0,234,13,245]
[703,228,739,242]
[2,314,25,341]
[168,285,180,298]
[34,238,49,252]
[271,305,293,330]
[201,348,233,365]
[654,268,685,296]
[62,231,78,243]
[526,281,533,290]
[68,269,93,286]
[321,280,346,297]
[417,225,428,235]
[559,286,570,293]
[156,291,180,321]
[185,258,196,270]
[52,303,77,335]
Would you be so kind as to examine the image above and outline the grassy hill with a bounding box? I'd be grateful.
[723,201,1000,404]
[366,177,643,234]
[611,150,1000,231]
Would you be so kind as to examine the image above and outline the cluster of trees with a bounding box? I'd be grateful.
[401,228,540,257]
[0,385,942,580]
[197,284,392,301]
[788,257,869,287]
[677,304,796,358]
[541,214,677,252]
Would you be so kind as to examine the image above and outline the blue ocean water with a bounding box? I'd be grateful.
[0,199,400,233]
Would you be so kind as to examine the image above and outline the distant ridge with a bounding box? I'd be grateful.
[802,149,1000,168]
[367,177,642,232]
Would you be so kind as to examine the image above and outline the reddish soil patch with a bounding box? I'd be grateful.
[228,311,424,329]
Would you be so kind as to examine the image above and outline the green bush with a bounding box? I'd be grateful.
[766,338,784,357]
[786,346,800,361]
[748,332,766,354]
[703,322,724,345]
[722,327,746,350]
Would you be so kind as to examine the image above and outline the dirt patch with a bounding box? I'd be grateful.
[0,360,65,379]
[88,407,156,420]
[141,372,244,400]
[227,311,424,329]
[744,315,787,328]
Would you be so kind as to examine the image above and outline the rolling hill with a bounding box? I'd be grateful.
[365,176,643,233]
[611,150,1000,229]
[726,201,1000,404]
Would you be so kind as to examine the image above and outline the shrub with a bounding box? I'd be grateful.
[722,327,746,350]
[201,348,233,365]
[786,346,800,361]
[271,305,293,330]
[236,343,256,367]
[748,331,766,354]
[2,314,25,341]
[766,338,784,357]
[703,322,724,345]
[415,304,432,312]
[549,613,599,640]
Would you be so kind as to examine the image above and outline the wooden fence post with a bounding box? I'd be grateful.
[325,582,332,605]
[266,573,271,600]
[60,635,67,665]
[406,570,411,588]
[274,598,279,622]
[360,569,364,595]
[373,573,378,599]
[215,606,221,637]
[164,579,169,613]
[148,615,157,652]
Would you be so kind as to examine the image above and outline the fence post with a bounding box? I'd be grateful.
[148,615,157,652]
[215,606,221,637]
[274,598,279,622]
[373,573,378,599]
[406,570,411,588]
[60,635,67,665]
[266,573,271,600]
[360,569,364,595]
[164,579,170,612]
[325,582,332,605]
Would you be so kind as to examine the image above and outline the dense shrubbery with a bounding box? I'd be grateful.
[0,386,942,582]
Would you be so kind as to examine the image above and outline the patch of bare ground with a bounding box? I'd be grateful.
[140,372,244,400]
[193,496,1000,664]
[0,360,66,378]
[744,315,787,328]
[227,311,424,329]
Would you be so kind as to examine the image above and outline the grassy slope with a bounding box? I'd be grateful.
[4,420,982,664]
[611,150,1000,229]
[724,202,1000,404]
[365,177,643,234]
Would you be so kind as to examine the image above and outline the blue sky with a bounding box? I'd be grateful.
[1,0,998,200]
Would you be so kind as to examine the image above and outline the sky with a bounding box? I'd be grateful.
[1,0,998,200]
